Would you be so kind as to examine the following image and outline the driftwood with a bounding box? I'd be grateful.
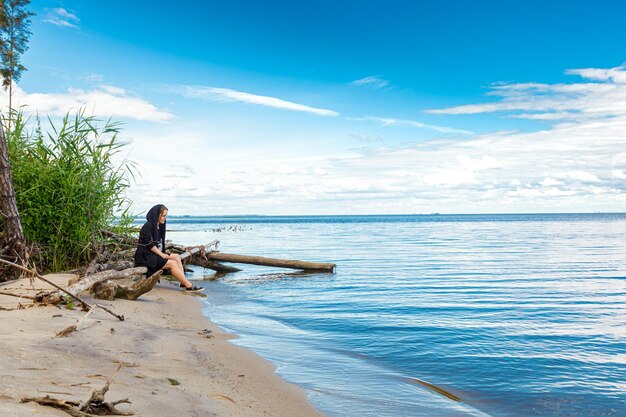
[39,267,148,305]
[100,229,138,247]
[56,304,103,337]
[168,243,241,273]
[85,259,135,276]
[0,258,124,321]
[22,363,133,416]
[0,290,36,300]
[169,242,236,272]
[85,249,136,276]
[0,258,87,308]
[190,254,242,273]
[170,239,220,254]
[22,392,132,416]
[172,240,334,272]
[83,240,242,277]
[205,252,336,271]
[79,247,205,301]
[173,242,333,273]
[179,246,200,260]
[80,364,133,415]
[92,271,162,301]
[21,396,87,417]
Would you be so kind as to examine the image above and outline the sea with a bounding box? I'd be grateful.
[163,213,626,417]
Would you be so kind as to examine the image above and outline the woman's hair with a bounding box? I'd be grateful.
[159,205,168,216]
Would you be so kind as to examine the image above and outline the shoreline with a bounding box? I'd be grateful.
[0,273,325,417]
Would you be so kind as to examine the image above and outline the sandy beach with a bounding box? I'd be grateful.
[0,273,325,417]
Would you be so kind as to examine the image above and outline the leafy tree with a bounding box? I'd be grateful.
[0,0,34,122]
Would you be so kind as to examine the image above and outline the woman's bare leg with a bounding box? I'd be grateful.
[164,253,193,288]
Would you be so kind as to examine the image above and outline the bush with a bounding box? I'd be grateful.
[6,109,136,271]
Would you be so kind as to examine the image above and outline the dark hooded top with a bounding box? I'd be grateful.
[134,204,168,276]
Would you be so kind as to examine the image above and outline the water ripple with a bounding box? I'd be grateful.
[184,214,626,417]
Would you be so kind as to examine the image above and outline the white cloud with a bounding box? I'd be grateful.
[540,177,563,187]
[351,75,391,89]
[457,155,500,171]
[564,171,601,183]
[566,64,626,84]
[44,8,80,29]
[612,170,626,180]
[82,73,105,83]
[365,116,474,135]
[422,168,476,186]
[5,85,173,122]
[124,63,626,215]
[427,63,626,122]
[180,85,339,117]
[350,133,384,143]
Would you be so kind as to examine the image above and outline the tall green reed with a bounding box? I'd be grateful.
[6,108,136,271]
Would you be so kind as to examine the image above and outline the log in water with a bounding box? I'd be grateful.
[205,252,336,272]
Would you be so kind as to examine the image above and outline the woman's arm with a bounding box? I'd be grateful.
[150,245,170,260]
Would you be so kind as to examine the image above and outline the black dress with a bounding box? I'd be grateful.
[134,204,168,277]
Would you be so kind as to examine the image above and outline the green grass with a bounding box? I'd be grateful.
[6,108,137,271]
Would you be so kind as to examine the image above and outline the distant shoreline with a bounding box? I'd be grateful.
[152,211,626,219]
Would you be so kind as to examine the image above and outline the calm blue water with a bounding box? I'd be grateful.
[165,213,626,417]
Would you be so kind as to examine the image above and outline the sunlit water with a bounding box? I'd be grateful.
[165,214,626,417]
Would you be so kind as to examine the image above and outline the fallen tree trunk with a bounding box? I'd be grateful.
[179,246,200,261]
[189,254,242,273]
[85,259,135,276]
[91,247,211,299]
[205,252,336,271]
[92,271,161,301]
[172,244,241,273]
[38,267,147,305]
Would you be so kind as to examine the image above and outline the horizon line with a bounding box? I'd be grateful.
[148,211,626,218]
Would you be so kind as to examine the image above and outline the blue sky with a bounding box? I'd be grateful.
[10,0,626,214]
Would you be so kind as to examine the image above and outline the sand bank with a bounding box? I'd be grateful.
[0,274,325,417]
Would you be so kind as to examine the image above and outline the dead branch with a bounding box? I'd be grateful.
[0,258,125,321]
[56,305,97,337]
[21,396,89,417]
[81,363,133,415]
[0,290,36,300]
[99,229,137,247]
[22,364,133,416]
[0,258,87,307]
[56,324,78,338]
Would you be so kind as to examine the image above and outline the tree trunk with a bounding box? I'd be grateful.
[37,266,149,304]
[0,115,27,279]
[205,252,336,271]
[189,254,242,273]
[7,82,11,133]
[92,270,161,301]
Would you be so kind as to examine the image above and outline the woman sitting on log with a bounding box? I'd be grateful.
[134,204,203,292]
